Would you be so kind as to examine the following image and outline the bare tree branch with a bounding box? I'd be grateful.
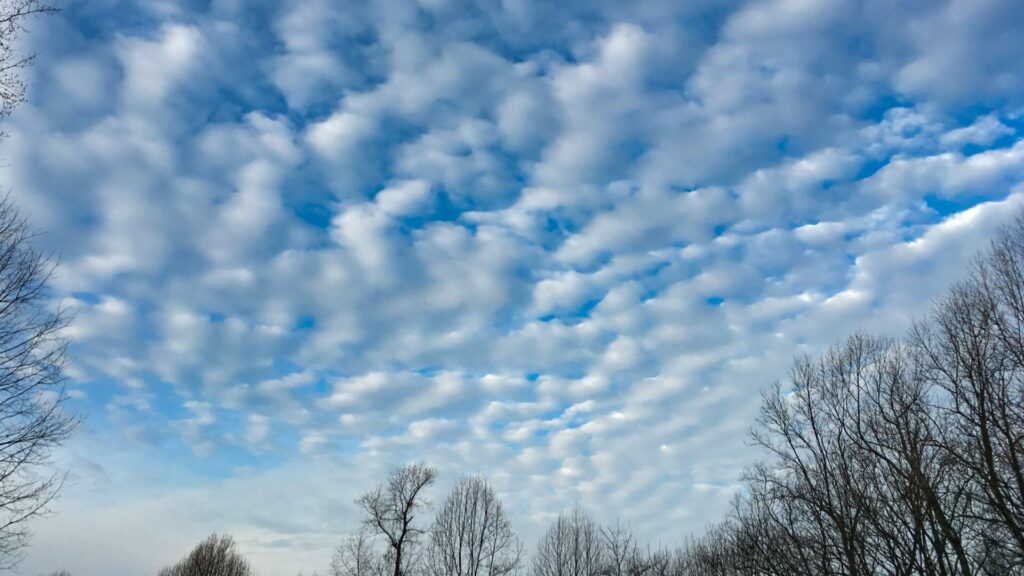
[358,463,438,576]
[427,475,522,576]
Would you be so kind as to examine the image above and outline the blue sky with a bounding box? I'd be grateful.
[4,0,1024,574]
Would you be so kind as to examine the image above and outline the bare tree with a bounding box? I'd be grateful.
[158,534,255,576]
[427,475,522,576]
[358,463,438,576]
[0,1,71,569]
[532,506,603,576]
[724,476,828,576]
[910,213,1024,573]
[0,1,56,126]
[748,354,878,576]
[600,522,646,576]
[840,337,975,576]
[737,334,985,576]
[635,547,675,576]
[673,523,739,576]
[714,216,1024,576]
[0,196,74,567]
[332,529,387,576]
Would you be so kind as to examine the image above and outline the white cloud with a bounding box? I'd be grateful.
[941,113,1015,149]
[117,25,204,108]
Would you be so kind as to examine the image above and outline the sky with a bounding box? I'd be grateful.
[2,0,1024,574]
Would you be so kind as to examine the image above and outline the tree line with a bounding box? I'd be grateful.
[138,215,1024,576]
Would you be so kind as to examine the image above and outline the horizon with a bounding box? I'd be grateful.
[2,0,1024,574]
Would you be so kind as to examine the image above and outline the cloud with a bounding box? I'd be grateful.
[117,25,204,109]
[893,0,1024,106]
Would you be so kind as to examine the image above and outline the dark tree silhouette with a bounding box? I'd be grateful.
[331,529,386,576]
[0,1,71,569]
[532,506,603,576]
[665,214,1024,576]
[0,196,74,567]
[158,534,255,576]
[427,475,522,576]
[357,463,437,576]
[0,1,56,127]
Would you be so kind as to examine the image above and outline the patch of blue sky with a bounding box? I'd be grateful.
[293,201,334,230]
[537,402,571,423]
[208,85,289,125]
[540,296,604,324]
[62,379,120,424]
[170,434,279,481]
[57,2,164,39]
[269,358,307,377]
[924,193,1010,220]
[961,138,1015,157]
[71,378,185,442]
[949,103,1005,127]
[854,156,891,181]
[543,369,588,384]
[281,171,341,232]
[530,213,582,252]
[860,94,916,124]
[1002,113,1024,133]
[392,187,470,231]
[294,315,315,330]
[69,291,101,305]
[774,134,797,154]
[963,122,1020,153]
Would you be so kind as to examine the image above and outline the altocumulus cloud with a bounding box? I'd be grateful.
[3,0,1024,574]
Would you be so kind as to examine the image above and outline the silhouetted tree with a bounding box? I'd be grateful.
[673,523,739,576]
[332,529,386,576]
[427,475,522,576]
[739,335,979,576]
[0,1,71,569]
[911,212,1024,573]
[600,522,654,576]
[666,214,1024,576]
[532,507,603,576]
[158,534,255,576]
[0,196,74,566]
[358,463,438,576]
[0,1,56,126]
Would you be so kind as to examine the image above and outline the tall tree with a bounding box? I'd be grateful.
[912,213,1024,571]
[358,463,438,576]
[0,1,56,127]
[0,0,71,568]
[427,475,522,576]
[0,196,73,565]
[532,507,603,576]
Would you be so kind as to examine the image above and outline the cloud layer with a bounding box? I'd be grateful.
[4,0,1024,574]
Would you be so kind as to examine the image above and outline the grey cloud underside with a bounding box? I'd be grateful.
[5,0,1024,574]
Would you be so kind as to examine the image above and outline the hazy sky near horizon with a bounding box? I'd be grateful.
[3,0,1024,574]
